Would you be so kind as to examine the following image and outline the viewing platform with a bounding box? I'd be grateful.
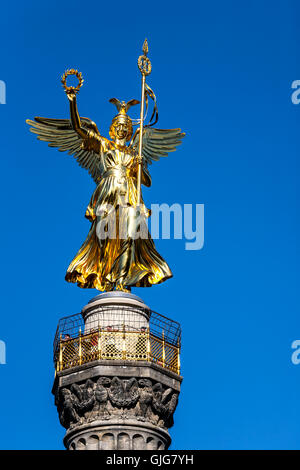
[53,293,181,376]
[52,292,182,450]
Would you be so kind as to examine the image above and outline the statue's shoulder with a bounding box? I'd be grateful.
[100,137,114,153]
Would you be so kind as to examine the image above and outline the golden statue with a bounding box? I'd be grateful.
[27,40,185,292]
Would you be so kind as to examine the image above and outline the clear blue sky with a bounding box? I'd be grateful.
[0,0,300,450]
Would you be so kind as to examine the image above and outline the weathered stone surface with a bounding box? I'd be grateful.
[54,360,181,391]
[65,420,170,450]
[53,362,182,450]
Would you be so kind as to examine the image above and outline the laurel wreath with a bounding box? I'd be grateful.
[138,55,152,76]
[61,69,84,95]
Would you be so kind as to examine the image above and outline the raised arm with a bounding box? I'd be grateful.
[67,92,89,139]
[27,69,108,184]
[66,91,103,153]
[60,69,105,153]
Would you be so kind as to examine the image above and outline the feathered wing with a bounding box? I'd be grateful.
[124,378,139,407]
[26,116,107,183]
[108,377,125,407]
[161,387,173,404]
[129,127,185,185]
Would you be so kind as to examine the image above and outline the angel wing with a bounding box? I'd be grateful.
[70,383,83,402]
[161,387,173,405]
[129,127,185,184]
[166,393,178,415]
[123,378,139,407]
[26,116,107,183]
[108,377,125,407]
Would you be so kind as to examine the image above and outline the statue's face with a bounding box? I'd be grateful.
[115,122,128,140]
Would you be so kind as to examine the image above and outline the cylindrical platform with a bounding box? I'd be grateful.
[82,292,150,333]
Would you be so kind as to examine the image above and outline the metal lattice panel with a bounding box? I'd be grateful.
[53,306,181,375]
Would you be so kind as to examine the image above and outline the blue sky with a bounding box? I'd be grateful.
[0,0,300,450]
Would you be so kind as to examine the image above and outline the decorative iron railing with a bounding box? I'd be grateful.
[55,328,180,374]
[54,309,181,375]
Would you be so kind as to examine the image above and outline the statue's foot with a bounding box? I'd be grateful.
[115,284,131,293]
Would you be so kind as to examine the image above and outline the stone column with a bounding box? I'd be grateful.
[82,292,150,333]
[52,292,182,450]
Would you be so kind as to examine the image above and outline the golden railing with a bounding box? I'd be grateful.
[55,328,180,375]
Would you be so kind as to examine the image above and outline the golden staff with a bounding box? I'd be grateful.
[137,39,152,205]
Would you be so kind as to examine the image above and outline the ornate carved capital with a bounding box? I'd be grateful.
[55,375,179,432]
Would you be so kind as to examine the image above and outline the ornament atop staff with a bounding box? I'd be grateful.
[136,39,152,206]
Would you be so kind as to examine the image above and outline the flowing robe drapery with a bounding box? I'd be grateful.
[65,142,172,290]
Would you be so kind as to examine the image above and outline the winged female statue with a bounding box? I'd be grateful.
[27,59,185,293]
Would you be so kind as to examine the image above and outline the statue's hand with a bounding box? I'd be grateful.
[66,87,76,101]
[61,69,83,100]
